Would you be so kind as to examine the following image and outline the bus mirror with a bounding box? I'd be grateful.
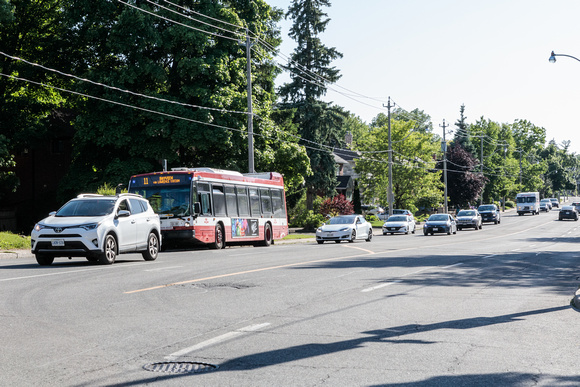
[194,202,201,215]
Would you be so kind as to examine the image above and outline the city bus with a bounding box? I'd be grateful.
[128,167,288,249]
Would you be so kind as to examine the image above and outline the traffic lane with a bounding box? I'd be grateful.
[131,232,580,385]
[1,210,579,385]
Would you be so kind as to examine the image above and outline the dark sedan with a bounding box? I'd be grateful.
[423,214,457,236]
[559,206,578,221]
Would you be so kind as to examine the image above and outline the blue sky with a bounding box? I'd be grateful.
[266,0,580,154]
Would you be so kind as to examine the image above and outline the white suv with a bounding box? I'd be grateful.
[31,193,161,265]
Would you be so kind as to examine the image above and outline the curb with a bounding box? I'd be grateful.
[0,249,34,260]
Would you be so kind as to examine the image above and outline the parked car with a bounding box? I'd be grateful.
[31,193,161,266]
[378,209,414,221]
[316,215,373,244]
[423,213,457,235]
[548,198,559,208]
[456,209,483,230]
[559,206,578,221]
[477,204,501,224]
[540,199,552,212]
[382,215,416,235]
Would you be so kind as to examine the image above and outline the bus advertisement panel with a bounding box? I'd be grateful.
[128,167,288,249]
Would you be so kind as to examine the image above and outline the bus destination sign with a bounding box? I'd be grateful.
[131,174,189,187]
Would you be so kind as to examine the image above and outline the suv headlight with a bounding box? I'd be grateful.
[34,223,45,232]
[80,223,99,231]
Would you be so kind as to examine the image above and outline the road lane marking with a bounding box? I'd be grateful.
[362,280,402,292]
[342,245,375,255]
[361,263,463,292]
[144,266,184,272]
[165,323,270,360]
[0,261,157,282]
[125,249,377,294]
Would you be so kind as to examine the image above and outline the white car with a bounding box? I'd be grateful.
[382,215,416,235]
[316,215,373,244]
[31,193,161,265]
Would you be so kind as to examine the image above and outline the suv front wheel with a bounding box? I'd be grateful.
[99,234,117,265]
[142,232,159,261]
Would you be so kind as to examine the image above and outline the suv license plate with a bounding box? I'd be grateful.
[433,227,439,231]
[51,239,65,247]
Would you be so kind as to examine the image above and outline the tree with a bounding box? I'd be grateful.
[443,143,486,208]
[354,116,443,214]
[453,104,476,155]
[277,0,345,210]
[56,0,299,197]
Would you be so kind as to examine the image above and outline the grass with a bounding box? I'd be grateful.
[282,233,315,240]
[0,232,31,251]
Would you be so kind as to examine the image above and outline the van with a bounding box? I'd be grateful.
[516,192,540,216]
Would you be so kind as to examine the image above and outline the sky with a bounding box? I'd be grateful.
[266,0,580,154]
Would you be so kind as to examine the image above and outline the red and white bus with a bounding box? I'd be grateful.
[127,167,288,248]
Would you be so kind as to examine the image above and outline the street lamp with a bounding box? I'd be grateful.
[549,51,580,64]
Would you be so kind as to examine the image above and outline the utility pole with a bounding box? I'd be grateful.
[383,97,394,217]
[244,28,255,173]
[440,119,449,214]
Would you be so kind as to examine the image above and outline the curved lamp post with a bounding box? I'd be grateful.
[549,51,580,63]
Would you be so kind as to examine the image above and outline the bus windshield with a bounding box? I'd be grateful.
[130,186,190,217]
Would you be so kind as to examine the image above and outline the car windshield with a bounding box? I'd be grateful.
[56,199,116,217]
[457,210,476,216]
[387,216,407,222]
[540,199,550,203]
[327,216,356,225]
[478,205,494,211]
[428,214,448,221]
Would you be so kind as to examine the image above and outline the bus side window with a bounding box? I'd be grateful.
[272,189,283,216]
[225,185,238,217]
[237,186,250,217]
[260,188,272,215]
[212,185,226,216]
[200,193,212,215]
[249,188,260,217]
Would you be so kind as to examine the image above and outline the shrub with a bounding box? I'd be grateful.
[288,193,324,228]
[365,214,378,222]
[505,200,514,209]
[319,194,354,217]
[302,211,326,230]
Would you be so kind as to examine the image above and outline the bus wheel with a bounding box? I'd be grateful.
[210,224,225,249]
[261,223,273,246]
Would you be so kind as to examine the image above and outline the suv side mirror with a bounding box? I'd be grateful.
[117,210,130,218]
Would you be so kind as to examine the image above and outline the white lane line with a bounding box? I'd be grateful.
[0,261,155,282]
[165,323,270,360]
[144,266,183,272]
[362,280,402,293]
[362,263,464,293]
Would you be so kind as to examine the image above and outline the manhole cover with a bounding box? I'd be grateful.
[143,361,218,374]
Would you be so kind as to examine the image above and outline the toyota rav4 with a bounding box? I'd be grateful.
[31,193,161,265]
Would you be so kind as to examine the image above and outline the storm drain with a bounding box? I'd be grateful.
[143,361,218,374]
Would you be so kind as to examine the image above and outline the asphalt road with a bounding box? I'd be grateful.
[1,206,580,386]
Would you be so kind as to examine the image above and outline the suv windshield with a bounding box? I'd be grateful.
[478,205,495,211]
[457,210,475,216]
[56,199,116,217]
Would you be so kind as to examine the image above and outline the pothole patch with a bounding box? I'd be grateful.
[143,361,218,374]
